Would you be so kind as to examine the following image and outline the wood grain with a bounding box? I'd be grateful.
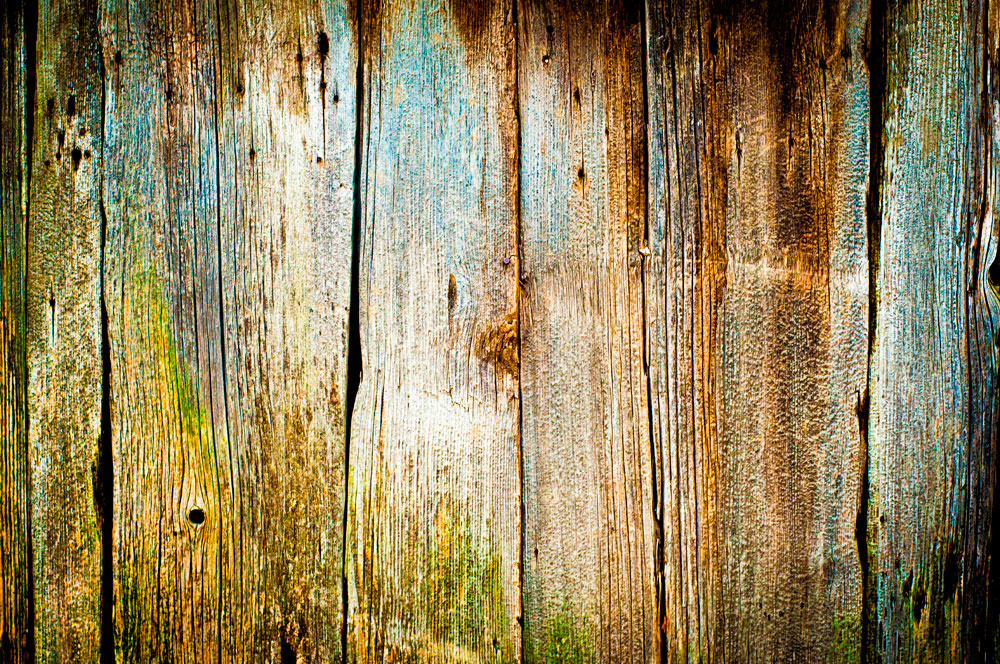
[517,2,657,663]
[27,0,104,659]
[344,1,522,661]
[1,1,32,660]
[100,0,356,660]
[868,0,1000,660]
[645,0,871,660]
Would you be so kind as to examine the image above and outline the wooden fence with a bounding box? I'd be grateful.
[2,0,999,662]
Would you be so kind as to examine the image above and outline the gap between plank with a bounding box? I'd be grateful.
[341,0,367,659]
[96,20,115,664]
[859,0,887,659]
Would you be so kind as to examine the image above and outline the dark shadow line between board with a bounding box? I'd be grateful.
[636,3,664,664]
[510,1,526,662]
[340,0,366,661]
[96,14,114,662]
[859,0,886,660]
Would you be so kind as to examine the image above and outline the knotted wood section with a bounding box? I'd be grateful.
[1,0,998,662]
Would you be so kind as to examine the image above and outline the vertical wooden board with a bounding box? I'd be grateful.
[345,1,521,661]
[645,0,870,660]
[100,0,355,660]
[27,0,104,659]
[213,0,356,659]
[870,0,999,660]
[517,2,657,662]
[1,2,31,660]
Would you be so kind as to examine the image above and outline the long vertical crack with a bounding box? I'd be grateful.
[859,0,886,660]
[340,0,366,659]
[636,4,663,664]
[510,1,525,661]
[96,27,115,664]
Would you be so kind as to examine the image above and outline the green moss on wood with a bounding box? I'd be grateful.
[541,606,594,664]
[829,612,861,663]
[419,497,513,663]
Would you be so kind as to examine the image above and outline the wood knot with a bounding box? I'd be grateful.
[474,311,519,376]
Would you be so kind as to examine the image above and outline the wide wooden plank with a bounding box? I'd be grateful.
[1,2,32,660]
[100,0,356,660]
[27,0,104,659]
[344,1,522,661]
[645,0,870,660]
[517,2,657,662]
[869,0,999,660]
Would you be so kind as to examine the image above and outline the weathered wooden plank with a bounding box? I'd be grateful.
[344,1,522,661]
[869,0,999,660]
[100,0,356,660]
[27,0,104,659]
[645,0,870,660]
[1,2,32,660]
[517,2,657,662]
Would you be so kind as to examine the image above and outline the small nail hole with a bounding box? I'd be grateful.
[114,50,123,65]
[318,31,329,56]
[577,167,585,179]
[71,148,82,168]
[333,94,339,103]
[188,508,205,524]
[67,95,76,116]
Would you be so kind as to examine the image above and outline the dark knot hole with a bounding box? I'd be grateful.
[188,507,206,525]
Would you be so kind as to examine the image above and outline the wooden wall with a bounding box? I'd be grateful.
[1,0,999,662]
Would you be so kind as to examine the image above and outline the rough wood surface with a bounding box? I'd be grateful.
[868,0,1000,660]
[27,0,104,659]
[1,2,32,661]
[4,1,1000,662]
[645,0,871,660]
[100,0,355,660]
[344,1,522,661]
[517,2,657,662]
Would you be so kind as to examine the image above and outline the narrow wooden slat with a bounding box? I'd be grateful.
[27,0,104,659]
[869,0,999,659]
[517,2,657,662]
[100,0,355,659]
[1,2,31,660]
[345,1,522,660]
[645,0,870,659]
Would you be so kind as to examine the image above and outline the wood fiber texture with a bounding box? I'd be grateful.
[27,0,104,659]
[0,0,999,663]
[1,2,32,661]
[645,0,872,661]
[517,1,657,662]
[345,0,522,661]
[868,0,1000,661]
[101,0,355,660]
